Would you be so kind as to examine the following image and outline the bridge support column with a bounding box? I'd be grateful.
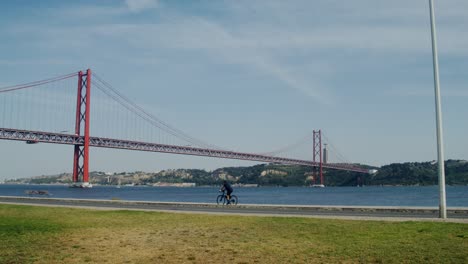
[72,69,91,187]
[313,130,324,186]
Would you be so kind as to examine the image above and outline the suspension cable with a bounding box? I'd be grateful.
[322,132,351,164]
[92,73,225,149]
[260,133,313,156]
[0,72,77,93]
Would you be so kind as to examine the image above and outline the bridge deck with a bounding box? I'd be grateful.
[0,127,369,173]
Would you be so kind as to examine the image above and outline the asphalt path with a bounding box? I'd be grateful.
[1,196,467,223]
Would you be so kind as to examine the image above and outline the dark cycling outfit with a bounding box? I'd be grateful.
[222,182,233,197]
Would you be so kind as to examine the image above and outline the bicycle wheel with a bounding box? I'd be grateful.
[230,195,238,205]
[216,195,224,205]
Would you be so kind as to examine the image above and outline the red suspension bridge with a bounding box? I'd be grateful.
[0,69,370,187]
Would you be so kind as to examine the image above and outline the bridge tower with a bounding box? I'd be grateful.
[72,69,92,187]
[312,130,324,186]
[323,143,328,164]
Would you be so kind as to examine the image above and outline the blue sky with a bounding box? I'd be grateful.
[0,0,467,179]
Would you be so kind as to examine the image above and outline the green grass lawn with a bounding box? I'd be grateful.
[0,204,467,263]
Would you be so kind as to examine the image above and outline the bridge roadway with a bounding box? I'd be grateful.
[0,127,368,173]
[1,196,467,222]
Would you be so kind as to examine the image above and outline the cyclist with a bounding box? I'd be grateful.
[220,180,233,203]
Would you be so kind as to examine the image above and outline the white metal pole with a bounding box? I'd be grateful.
[428,0,447,219]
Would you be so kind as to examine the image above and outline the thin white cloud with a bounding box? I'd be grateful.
[47,5,127,18]
[13,17,331,103]
[125,0,159,12]
[231,52,333,103]
[8,20,468,56]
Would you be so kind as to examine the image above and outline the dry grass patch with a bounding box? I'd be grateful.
[1,204,467,263]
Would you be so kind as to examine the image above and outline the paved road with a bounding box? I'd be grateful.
[1,196,467,222]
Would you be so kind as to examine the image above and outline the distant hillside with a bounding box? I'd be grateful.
[367,160,468,186]
[6,160,468,186]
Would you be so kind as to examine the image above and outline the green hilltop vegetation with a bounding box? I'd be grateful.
[7,160,468,186]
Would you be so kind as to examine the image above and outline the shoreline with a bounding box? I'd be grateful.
[2,182,468,187]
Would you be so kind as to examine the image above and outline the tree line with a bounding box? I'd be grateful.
[9,160,468,186]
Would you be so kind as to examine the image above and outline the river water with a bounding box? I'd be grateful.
[1,184,467,207]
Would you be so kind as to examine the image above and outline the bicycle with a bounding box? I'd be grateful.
[216,190,238,205]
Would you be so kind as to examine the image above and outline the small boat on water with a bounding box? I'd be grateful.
[25,190,50,195]
[311,184,325,188]
[69,182,93,188]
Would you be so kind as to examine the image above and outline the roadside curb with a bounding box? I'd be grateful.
[1,196,467,222]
